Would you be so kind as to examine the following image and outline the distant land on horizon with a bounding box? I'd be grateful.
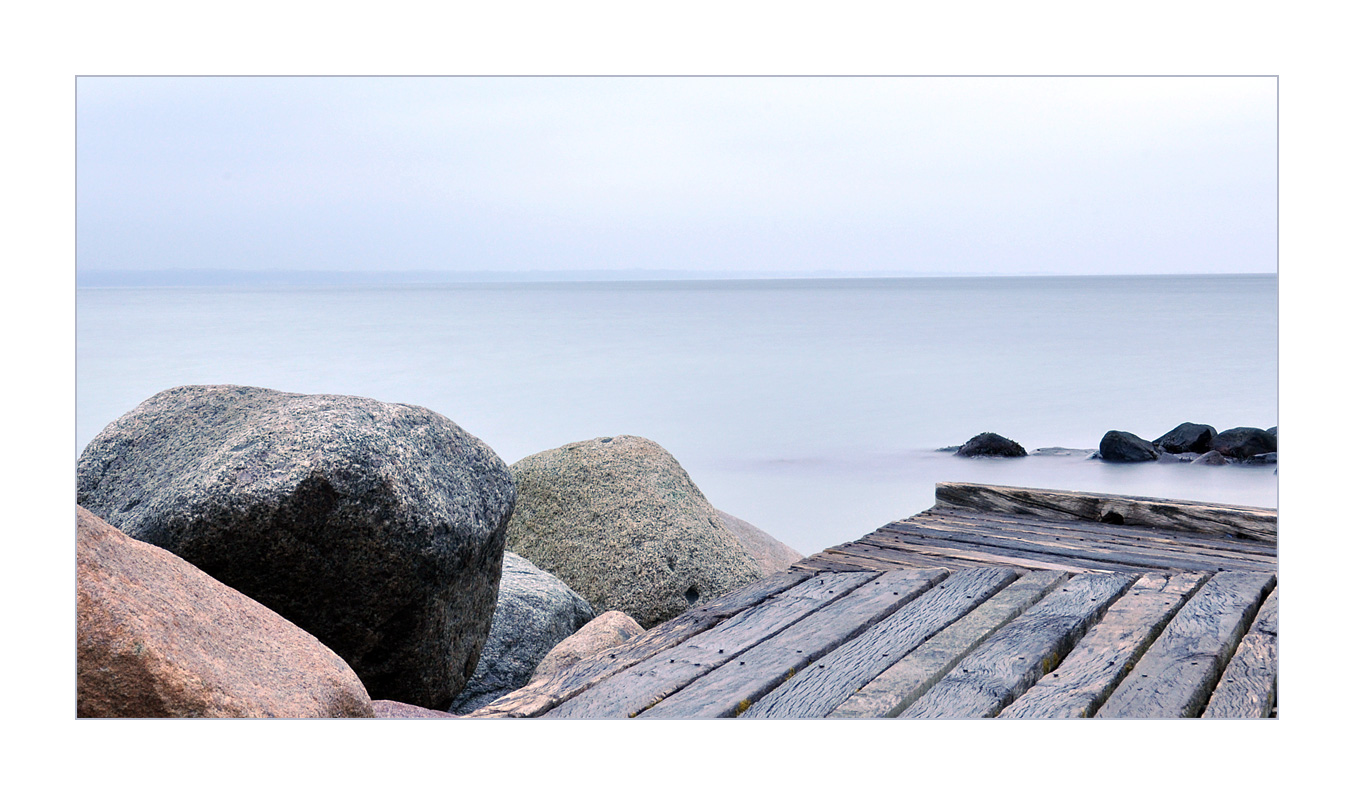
[76,269,1277,288]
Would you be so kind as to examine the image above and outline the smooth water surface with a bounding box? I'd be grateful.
[77,274,1277,554]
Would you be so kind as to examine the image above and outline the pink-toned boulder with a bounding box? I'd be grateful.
[528,610,645,684]
[77,506,374,718]
[372,700,458,718]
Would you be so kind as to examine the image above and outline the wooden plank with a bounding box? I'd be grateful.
[879,519,1272,573]
[863,530,1131,573]
[467,570,810,718]
[1096,571,1276,718]
[934,482,1277,543]
[910,512,1277,568]
[741,567,1022,719]
[998,572,1211,718]
[847,534,1098,573]
[829,570,1069,718]
[543,571,884,718]
[804,543,975,572]
[1202,587,1279,719]
[636,569,949,718]
[922,506,1277,559]
[900,572,1139,718]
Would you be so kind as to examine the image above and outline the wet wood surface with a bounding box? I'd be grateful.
[1202,588,1278,719]
[544,571,881,718]
[1096,572,1276,718]
[899,572,1139,718]
[637,569,946,718]
[830,570,1068,718]
[742,567,1020,718]
[999,572,1210,718]
[471,485,1278,719]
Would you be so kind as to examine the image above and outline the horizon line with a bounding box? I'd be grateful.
[76,268,1277,288]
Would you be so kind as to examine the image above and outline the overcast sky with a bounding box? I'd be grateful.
[76,76,1276,277]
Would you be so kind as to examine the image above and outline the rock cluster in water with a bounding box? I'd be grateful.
[946,422,1276,467]
[76,384,797,718]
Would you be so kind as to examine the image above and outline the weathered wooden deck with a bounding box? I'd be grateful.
[470,483,1277,719]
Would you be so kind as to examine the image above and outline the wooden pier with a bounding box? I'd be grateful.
[469,483,1277,719]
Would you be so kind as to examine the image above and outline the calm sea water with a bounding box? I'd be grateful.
[76,274,1277,555]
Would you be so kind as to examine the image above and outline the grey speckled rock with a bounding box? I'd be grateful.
[529,610,645,685]
[716,509,802,575]
[76,385,515,711]
[448,552,594,714]
[506,435,762,628]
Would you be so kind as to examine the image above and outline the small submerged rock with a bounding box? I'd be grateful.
[1192,450,1229,466]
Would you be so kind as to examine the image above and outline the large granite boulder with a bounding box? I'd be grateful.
[716,509,802,575]
[76,385,516,710]
[448,552,595,714]
[1098,430,1159,462]
[506,435,762,628]
[956,432,1027,458]
[1212,427,1277,459]
[77,507,374,718]
[1152,422,1217,454]
[529,610,646,685]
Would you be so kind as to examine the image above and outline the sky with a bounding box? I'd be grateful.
[76,76,1277,279]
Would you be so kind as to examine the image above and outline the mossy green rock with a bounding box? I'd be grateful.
[506,435,762,629]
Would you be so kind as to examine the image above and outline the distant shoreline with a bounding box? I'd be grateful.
[75,269,1277,289]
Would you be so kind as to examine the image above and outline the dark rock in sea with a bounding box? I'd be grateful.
[1192,451,1229,466]
[529,610,646,685]
[506,435,762,629]
[372,700,458,718]
[956,432,1027,458]
[1212,427,1278,459]
[77,507,374,718]
[1098,430,1159,462]
[76,384,516,711]
[448,552,595,715]
[716,509,803,575]
[935,445,962,452]
[1242,452,1279,466]
[1153,422,1217,454]
[1268,426,1277,437]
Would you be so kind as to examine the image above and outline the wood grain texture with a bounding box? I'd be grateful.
[467,570,809,718]
[922,506,1276,560]
[897,516,1275,572]
[636,569,948,718]
[829,570,1069,718]
[1202,588,1279,718]
[998,572,1211,718]
[900,572,1139,718]
[543,571,882,718]
[934,482,1277,543]
[1097,571,1276,718]
[838,535,1095,573]
[874,523,1213,573]
[741,567,1021,719]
